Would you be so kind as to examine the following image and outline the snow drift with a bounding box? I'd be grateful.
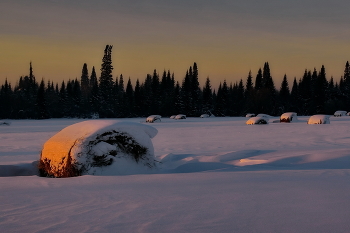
[39,120,158,177]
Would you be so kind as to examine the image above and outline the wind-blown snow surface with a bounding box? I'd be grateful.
[1,117,350,232]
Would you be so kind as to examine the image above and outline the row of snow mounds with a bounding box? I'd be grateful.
[246,113,332,125]
[39,120,158,178]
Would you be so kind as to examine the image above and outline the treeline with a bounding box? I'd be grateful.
[1,45,350,119]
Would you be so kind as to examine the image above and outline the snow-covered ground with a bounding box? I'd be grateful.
[1,116,350,232]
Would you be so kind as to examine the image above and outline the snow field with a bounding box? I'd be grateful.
[1,116,350,232]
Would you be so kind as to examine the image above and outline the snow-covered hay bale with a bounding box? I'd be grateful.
[280,112,297,123]
[175,114,186,119]
[170,115,176,119]
[245,113,255,118]
[307,115,330,124]
[200,114,210,118]
[246,117,269,125]
[334,110,347,117]
[146,115,161,123]
[39,120,158,178]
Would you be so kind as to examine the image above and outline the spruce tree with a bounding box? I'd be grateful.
[313,65,328,113]
[290,78,299,112]
[80,63,90,117]
[262,62,271,88]
[125,78,134,117]
[99,45,114,117]
[0,79,13,118]
[73,79,82,117]
[80,63,89,98]
[117,74,126,117]
[343,61,350,108]
[134,79,142,116]
[180,70,192,115]
[202,77,213,114]
[151,69,160,114]
[65,80,74,117]
[191,62,201,116]
[279,74,290,113]
[36,79,49,119]
[244,71,255,114]
[298,70,313,115]
[215,81,229,116]
[236,79,245,115]
[174,81,182,114]
[254,68,263,90]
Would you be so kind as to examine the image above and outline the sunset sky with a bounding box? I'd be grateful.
[1,0,350,89]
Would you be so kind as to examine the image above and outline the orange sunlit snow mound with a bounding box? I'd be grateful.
[39,120,158,177]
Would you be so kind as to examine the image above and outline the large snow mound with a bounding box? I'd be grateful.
[39,120,158,177]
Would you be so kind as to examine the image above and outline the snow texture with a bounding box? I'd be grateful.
[39,120,158,177]
[245,113,255,117]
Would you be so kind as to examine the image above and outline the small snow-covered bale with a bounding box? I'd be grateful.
[307,115,330,124]
[245,113,255,118]
[334,110,347,117]
[170,115,176,119]
[246,117,269,125]
[146,115,161,123]
[175,114,186,119]
[280,112,297,123]
[39,120,158,177]
[200,114,210,118]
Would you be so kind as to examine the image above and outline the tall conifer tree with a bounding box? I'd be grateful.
[99,45,114,117]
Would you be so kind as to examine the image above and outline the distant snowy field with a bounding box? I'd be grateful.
[1,116,350,232]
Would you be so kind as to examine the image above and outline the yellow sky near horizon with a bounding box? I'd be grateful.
[1,0,349,89]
